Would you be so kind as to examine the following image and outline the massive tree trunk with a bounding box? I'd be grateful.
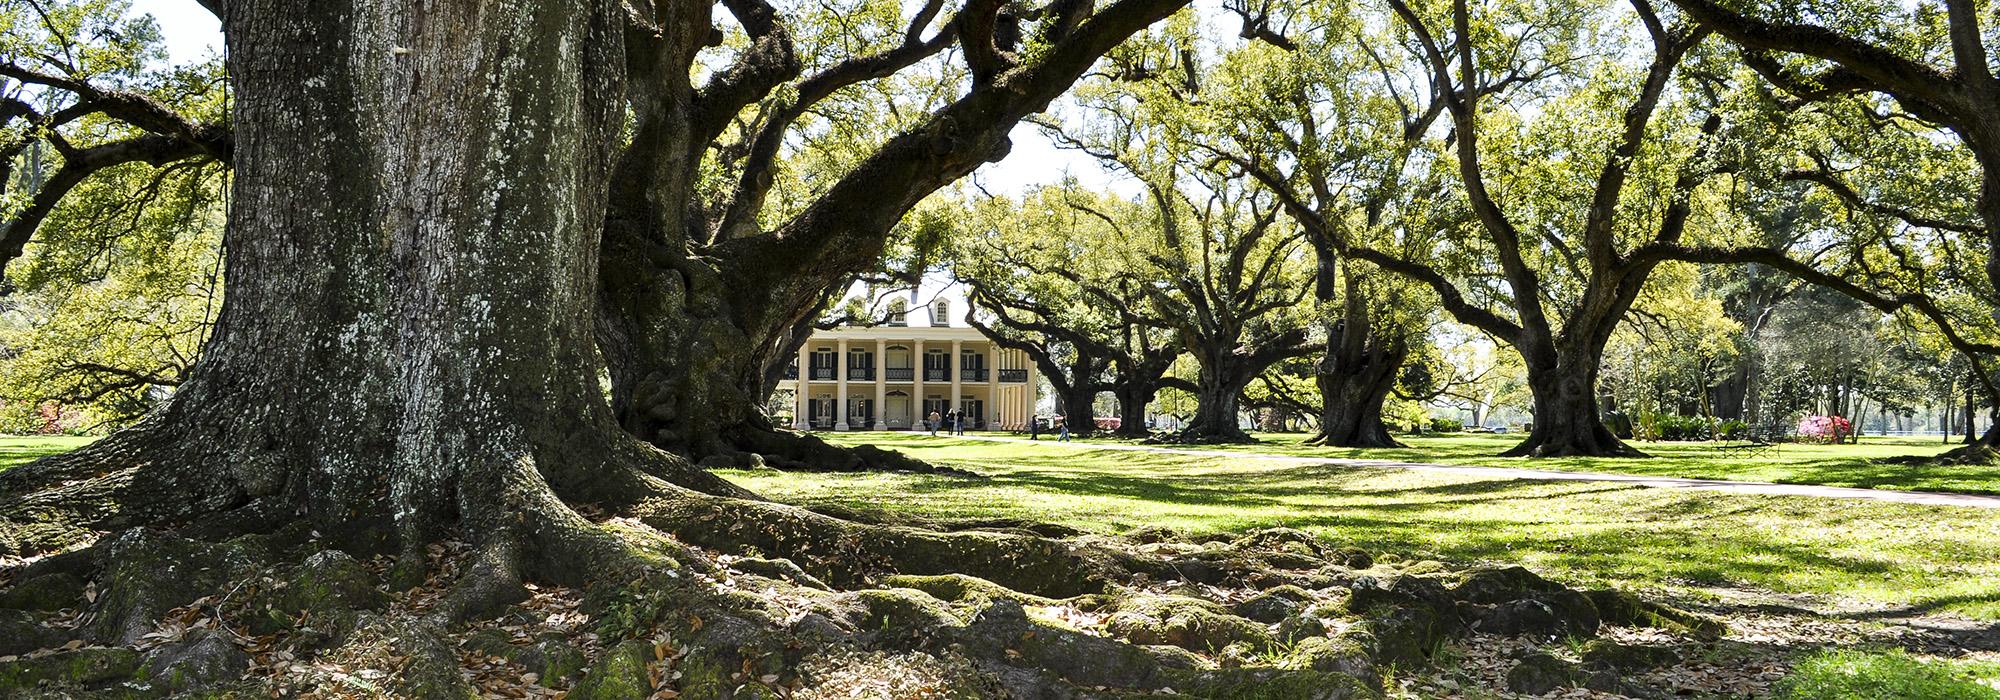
[1181,348,1257,442]
[1503,343,1644,457]
[1309,272,1407,448]
[1113,382,1157,438]
[1312,343,1406,448]
[0,0,742,561]
[1054,353,1102,438]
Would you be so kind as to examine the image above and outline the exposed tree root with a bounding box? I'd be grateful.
[1143,428,1259,446]
[1887,430,2000,466]
[1498,430,1650,458]
[701,423,980,477]
[1302,430,1404,449]
[0,452,1727,699]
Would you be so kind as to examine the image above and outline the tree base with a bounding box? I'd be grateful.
[1885,435,2000,466]
[707,425,982,477]
[1304,430,1405,449]
[1499,428,1649,458]
[1143,428,1259,445]
[0,483,1727,699]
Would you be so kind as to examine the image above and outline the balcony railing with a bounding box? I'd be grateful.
[998,369,1028,383]
[884,367,913,381]
[848,367,874,381]
[809,368,836,381]
[923,369,949,382]
[961,368,988,381]
[783,365,798,380]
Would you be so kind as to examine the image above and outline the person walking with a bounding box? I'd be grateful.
[927,409,942,436]
[1057,416,1071,442]
[1028,415,1041,440]
[953,409,967,435]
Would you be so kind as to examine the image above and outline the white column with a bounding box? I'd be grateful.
[836,338,850,430]
[1026,353,1039,419]
[912,339,925,430]
[985,342,999,430]
[950,338,963,429]
[793,344,809,430]
[874,338,887,429]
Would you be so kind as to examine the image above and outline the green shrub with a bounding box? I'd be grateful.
[1635,412,1699,441]
[1428,417,1462,434]
[1775,649,2000,700]
[1716,419,1750,440]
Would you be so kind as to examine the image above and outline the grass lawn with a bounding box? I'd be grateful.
[1054,431,2000,495]
[0,435,95,472]
[721,432,2000,620]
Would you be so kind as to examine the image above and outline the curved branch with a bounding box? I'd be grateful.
[715,0,957,239]
[2,129,230,283]
[690,0,801,150]
[1666,0,1968,118]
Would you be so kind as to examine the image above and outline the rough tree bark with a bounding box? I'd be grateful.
[0,3,1751,696]
[0,0,745,569]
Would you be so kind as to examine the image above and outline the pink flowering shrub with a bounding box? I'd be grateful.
[1795,415,1851,444]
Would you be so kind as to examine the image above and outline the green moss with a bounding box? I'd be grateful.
[0,573,85,612]
[568,640,655,700]
[1286,635,1375,682]
[1105,595,1275,653]
[1234,585,1314,623]
[880,573,1055,606]
[0,647,140,689]
[853,587,965,631]
[245,551,383,636]
[1348,606,1441,668]
[535,636,588,684]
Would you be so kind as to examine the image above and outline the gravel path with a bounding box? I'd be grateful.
[949,435,2000,509]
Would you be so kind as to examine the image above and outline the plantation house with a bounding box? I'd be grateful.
[780,302,1039,431]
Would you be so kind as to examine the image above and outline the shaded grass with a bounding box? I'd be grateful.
[1058,432,1999,496]
[1774,649,2000,699]
[723,433,2000,620]
[0,435,94,472]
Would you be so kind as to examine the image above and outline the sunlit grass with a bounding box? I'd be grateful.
[721,433,2000,619]
[1055,432,1996,495]
[0,435,95,472]
[1774,649,2000,700]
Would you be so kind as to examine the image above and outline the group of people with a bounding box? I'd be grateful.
[921,409,1070,441]
[1027,415,1069,442]
[926,408,968,436]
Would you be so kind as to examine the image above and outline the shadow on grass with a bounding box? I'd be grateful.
[790,440,2000,619]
